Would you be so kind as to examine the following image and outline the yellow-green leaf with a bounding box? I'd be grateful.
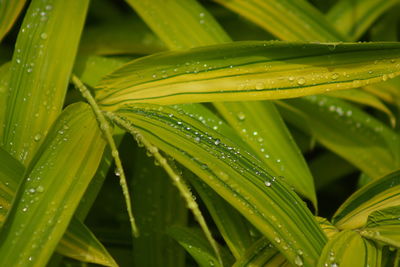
[97,41,400,106]
[2,0,89,165]
[327,0,399,41]
[360,206,400,248]
[0,0,27,42]
[317,230,382,267]
[0,103,106,266]
[233,238,282,267]
[108,103,327,266]
[333,170,400,230]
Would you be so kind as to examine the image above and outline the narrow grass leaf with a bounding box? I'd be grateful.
[233,237,281,267]
[125,0,317,207]
[0,61,10,140]
[216,101,317,206]
[0,139,123,266]
[317,230,381,267]
[0,0,27,42]
[327,0,399,41]
[132,147,187,267]
[327,89,394,124]
[213,0,344,42]
[315,217,339,239]
[109,103,327,266]
[333,170,400,230]
[79,16,165,56]
[2,0,89,165]
[97,41,400,106]
[187,174,257,259]
[277,95,400,179]
[0,103,106,266]
[168,226,234,267]
[360,206,400,248]
[57,218,117,267]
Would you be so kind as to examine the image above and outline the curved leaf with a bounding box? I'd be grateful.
[212,0,344,42]
[327,0,399,41]
[107,103,327,266]
[97,41,400,106]
[0,103,106,266]
[126,0,317,208]
[277,95,400,179]
[0,0,27,42]
[360,206,400,248]
[333,170,400,230]
[2,0,89,165]
[168,226,234,267]
[233,238,282,267]
[317,230,382,267]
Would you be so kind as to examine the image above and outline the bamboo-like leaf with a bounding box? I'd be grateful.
[0,0,27,42]
[57,218,117,267]
[326,89,394,124]
[0,103,106,266]
[333,170,400,230]
[0,142,119,266]
[327,0,399,41]
[364,79,400,105]
[370,6,400,42]
[125,0,317,206]
[79,16,165,55]
[2,0,89,165]
[233,238,282,267]
[215,101,317,205]
[277,95,400,179]
[0,61,10,140]
[317,230,382,267]
[187,173,257,259]
[168,226,234,267]
[132,146,187,267]
[316,217,339,239]
[360,206,400,248]
[213,0,344,42]
[97,41,400,106]
[108,103,327,266]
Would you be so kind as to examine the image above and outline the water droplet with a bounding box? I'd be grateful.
[382,74,388,82]
[34,133,42,142]
[115,168,121,176]
[208,260,214,266]
[28,188,36,194]
[264,181,271,187]
[253,131,258,136]
[40,32,47,39]
[288,76,295,82]
[331,263,339,267]
[274,237,281,243]
[214,139,221,145]
[297,78,306,85]
[36,185,44,193]
[237,112,246,121]
[27,68,32,73]
[194,137,200,143]
[294,255,303,266]
[331,73,339,80]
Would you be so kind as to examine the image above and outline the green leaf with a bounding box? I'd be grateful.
[277,95,400,179]
[233,237,283,267]
[57,218,117,267]
[213,0,344,42]
[215,101,317,206]
[2,0,89,165]
[315,217,339,239]
[108,103,327,266]
[0,141,118,266]
[168,226,234,267]
[0,62,10,143]
[0,0,27,42]
[360,206,400,248]
[126,0,317,208]
[97,41,400,106]
[187,173,257,259]
[132,146,187,267]
[0,103,106,266]
[317,230,382,267]
[327,0,399,41]
[79,15,165,55]
[125,0,229,49]
[333,170,400,230]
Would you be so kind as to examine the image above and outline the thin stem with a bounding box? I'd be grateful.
[71,74,139,238]
[105,111,223,266]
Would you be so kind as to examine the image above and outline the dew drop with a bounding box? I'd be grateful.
[237,112,246,121]
[294,255,303,266]
[382,74,388,82]
[214,139,221,145]
[36,185,44,193]
[331,73,339,80]
[34,133,42,142]
[40,32,48,39]
[264,181,271,187]
[274,237,281,243]
[297,78,306,85]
